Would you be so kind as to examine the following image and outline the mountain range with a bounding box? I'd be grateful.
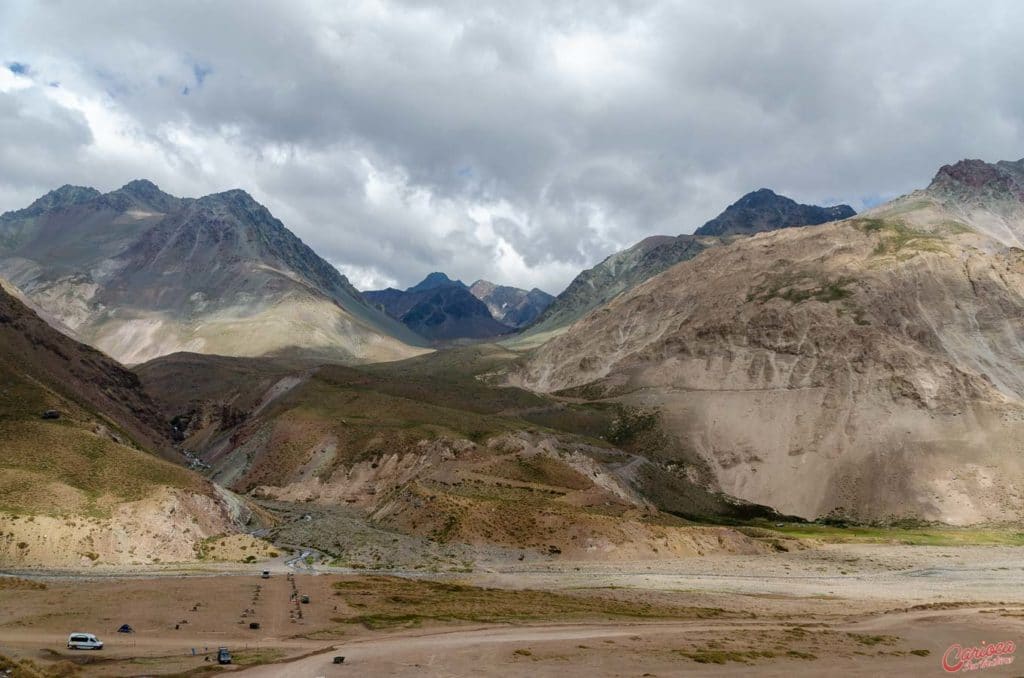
[4,159,1024,572]
[0,180,425,364]
[515,189,855,345]
[515,158,1024,525]
[364,272,553,341]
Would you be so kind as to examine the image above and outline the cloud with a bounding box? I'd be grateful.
[0,0,1022,293]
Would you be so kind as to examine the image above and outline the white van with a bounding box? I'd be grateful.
[67,633,103,650]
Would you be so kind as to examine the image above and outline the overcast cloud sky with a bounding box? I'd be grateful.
[1,0,1023,292]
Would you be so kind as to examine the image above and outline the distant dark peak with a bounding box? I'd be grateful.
[735,188,782,206]
[407,272,466,292]
[16,184,101,217]
[192,189,272,224]
[104,179,180,212]
[197,188,258,208]
[118,179,163,195]
[52,184,101,200]
[212,188,256,202]
[929,158,1024,200]
[694,189,855,237]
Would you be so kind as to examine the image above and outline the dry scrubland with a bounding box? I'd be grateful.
[3,552,1024,677]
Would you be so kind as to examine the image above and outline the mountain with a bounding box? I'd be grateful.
[0,280,246,567]
[891,158,1024,247]
[137,346,780,566]
[408,271,467,292]
[693,188,855,236]
[365,273,514,341]
[514,158,1024,526]
[514,191,855,345]
[514,235,716,345]
[468,280,554,328]
[0,180,426,364]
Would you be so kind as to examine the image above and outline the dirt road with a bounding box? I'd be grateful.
[239,607,1024,677]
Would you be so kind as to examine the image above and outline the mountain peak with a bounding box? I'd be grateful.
[735,188,781,205]
[468,279,554,329]
[408,272,466,292]
[694,189,855,236]
[118,178,163,194]
[209,187,256,202]
[928,158,1024,201]
[104,179,180,212]
[11,184,101,218]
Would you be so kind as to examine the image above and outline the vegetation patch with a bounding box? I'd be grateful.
[743,521,1024,546]
[195,534,278,562]
[748,271,856,305]
[0,653,80,677]
[483,456,592,491]
[330,576,726,629]
[0,576,47,590]
[851,218,948,257]
[847,633,899,647]
[677,648,782,664]
[606,406,660,445]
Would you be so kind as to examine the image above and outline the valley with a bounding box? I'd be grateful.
[4,161,1024,676]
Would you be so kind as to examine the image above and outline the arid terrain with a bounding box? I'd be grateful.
[3,539,1024,676]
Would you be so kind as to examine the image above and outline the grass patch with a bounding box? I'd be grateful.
[847,633,899,647]
[232,648,287,666]
[743,521,1024,546]
[0,577,47,590]
[677,648,779,664]
[330,576,725,629]
[747,272,856,306]
[0,652,80,677]
[852,218,948,257]
[483,456,592,491]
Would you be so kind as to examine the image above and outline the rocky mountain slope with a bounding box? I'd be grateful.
[515,159,1024,526]
[0,180,425,364]
[138,346,784,565]
[516,191,855,345]
[365,273,514,341]
[694,188,855,236]
[516,236,715,345]
[0,281,246,567]
[469,280,554,328]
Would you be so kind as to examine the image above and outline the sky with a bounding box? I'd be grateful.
[1,1,1023,293]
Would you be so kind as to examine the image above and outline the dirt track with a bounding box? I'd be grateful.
[240,609,1024,677]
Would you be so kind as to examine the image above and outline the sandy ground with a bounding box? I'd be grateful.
[3,543,1024,676]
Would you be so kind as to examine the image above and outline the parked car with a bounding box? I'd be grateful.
[67,633,103,650]
[218,647,232,665]
[261,570,270,579]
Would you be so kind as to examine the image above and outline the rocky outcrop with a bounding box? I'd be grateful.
[516,235,715,342]
[469,280,554,328]
[694,188,855,236]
